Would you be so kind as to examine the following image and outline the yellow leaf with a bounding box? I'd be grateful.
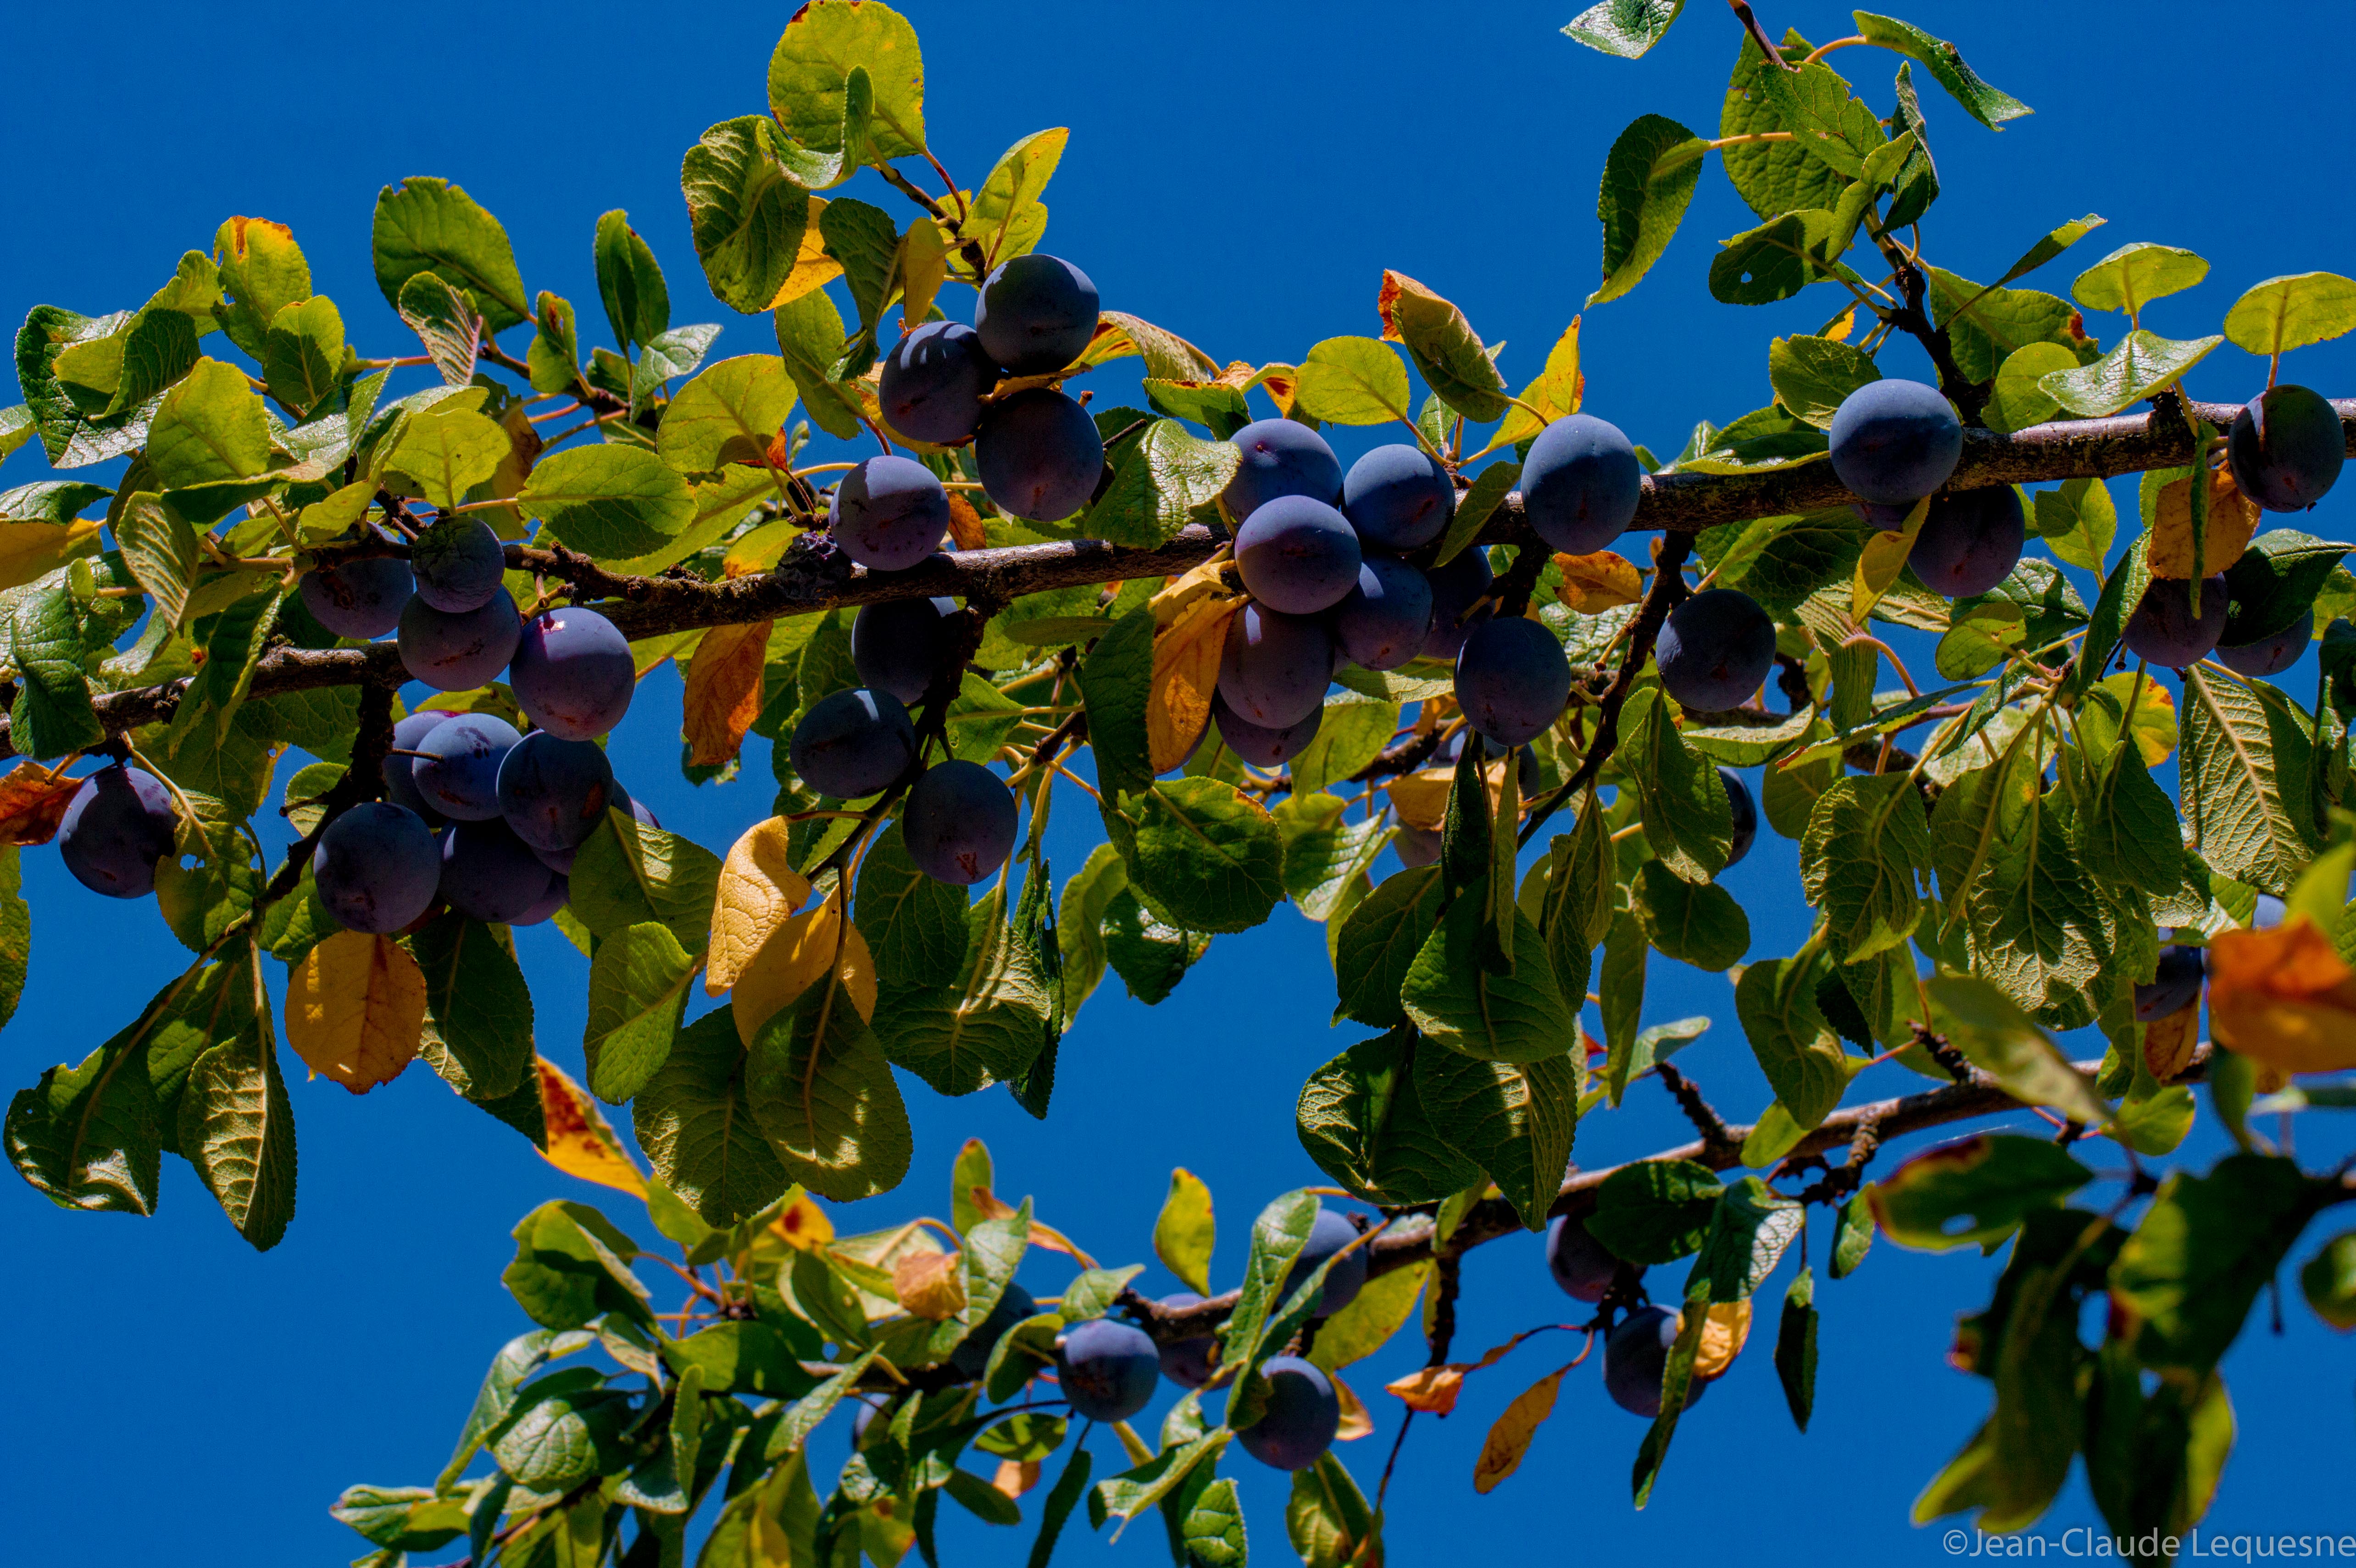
[1823,305,1857,344]
[765,200,844,308]
[480,401,542,540]
[2208,915,2356,1074]
[1553,549,1642,613]
[1472,1363,1569,1494]
[2095,671,2179,765]
[535,1056,648,1199]
[1311,1261,1429,1373]
[284,929,426,1094]
[2143,1003,2199,1082]
[731,899,878,1045]
[1332,1371,1375,1441]
[945,492,986,551]
[682,618,775,768]
[1381,1324,1553,1415]
[1385,766,1456,832]
[1692,1299,1752,1381]
[1148,551,1239,628]
[892,1249,967,1320]
[992,1459,1042,1501]
[897,218,954,329]
[1850,495,1932,623]
[0,518,102,594]
[1152,1167,1217,1296]
[708,817,813,994]
[2148,461,2259,580]
[770,1190,834,1250]
[1147,594,1242,774]
[1500,319,1585,446]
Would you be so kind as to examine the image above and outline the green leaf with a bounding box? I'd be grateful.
[1851,12,2032,128]
[1620,688,1735,883]
[175,979,295,1252]
[501,1198,652,1331]
[1774,1267,1818,1431]
[1800,773,1930,961]
[569,806,725,953]
[1735,956,1855,1130]
[1331,865,1446,1027]
[853,822,969,990]
[1634,859,1750,971]
[1378,273,1506,423]
[657,355,795,477]
[874,881,1054,1096]
[632,1010,790,1227]
[385,404,507,511]
[370,177,529,330]
[2031,475,2117,571]
[2039,329,2223,419]
[5,992,173,1214]
[629,323,722,409]
[8,586,104,758]
[1589,114,1704,307]
[967,128,1066,268]
[1588,1159,1725,1263]
[1026,1443,1093,1567]
[1691,1176,1803,1300]
[1401,894,1573,1064]
[1221,1190,1319,1373]
[1290,692,1398,798]
[1866,1133,2093,1251]
[1414,1047,1580,1232]
[818,197,901,339]
[2223,271,2356,359]
[260,295,344,417]
[1749,57,1885,179]
[1562,0,1685,58]
[1925,976,2111,1126]
[1286,1453,1378,1568]
[521,443,696,560]
[145,357,268,489]
[212,217,313,360]
[2222,528,2350,645]
[2180,663,2319,895]
[1181,1475,1248,1568]
[2300,1231,2356,1330]
[767,0,926,160]
[593,210,670,352]
[1925,267,2086,384]
[492,1382,632,1493]
[1427,459,1519,571]
[1291,337,1411,426]
[1100,889,1206,1005]
[1767,333,1878,430]
[527,292,582,395]
[331,1486,472,1552]
[1980,342,2075,435]
[395,272,482,387]
[772,286,864,440]
[1116,778,1285,935]
[1708,210,1846,307]
[1078,418,1239,548]
[2111,1154,2321,1373]
[1296,1028,1482,1207]
[583,921,697,1104]
[681,117,817,314]
[745,976,912,1202]
[1150,1166,1217,1297]
[1277,792,1392,925]
[2071,242,2208,320]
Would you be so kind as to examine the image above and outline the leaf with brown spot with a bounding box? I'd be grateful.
[682,618,774,767]
[1472,1362,1571,1493]
[892,1249,967,1320]
[707,817,813,994]
[2148,461,2259,579]
[534,1056,648,1198]
[283,930,425,1094]
[1146,594,1242,775]
[0,759,86,845]
[1554,550,1643,613]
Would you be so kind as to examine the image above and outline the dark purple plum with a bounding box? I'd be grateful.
[1341,443,1454,550]
[1223,419,1342,521]
[58,766,178,899]
[510,606,635,740]
[1421,549,1495,661]
[2135,944,2205,1023]
[1454,616,1571,746]
[398,587,522,692]
[2215,610,2313,678]
[974,254,1100,376]
[1655,589,1774,712]
[1523,413,1642,555]
[948,1283,1038,1379]
[1829,379,1962,505]
[975,388,1103,523]
[902,760,1018,886]
[1055,1318,1160,1423]
[880,321,996,444]
[1281,1208,1367,1315]
[1911,487,2026,598]
[311,801,440,934]
[1546,1214,1626,1304]
[789,689,917,800]
[2122,575,2229,669]
[300,556,413,640]
[1722,767,1758,869]
[534,790,657,875]
[1331,555,1433,671]
[1236,1357,1339,1471]
[412,713,522,822]
[1156,1293,1219,1390]
[1605,1305,1704,1418]
[383,711,453,827]
[511,873,568,927]
[1213,693,1321,767]
[2228,384,2345,512]
[497,731,617,855]
[1235,494,1362,615]
[2256,894,2286,929]
[1217,604,1334,729]
[852,596,960,705]
[410,517,506,613]
[440,817,557,925]
[833,455,953,570]
[1393,823,1441,867]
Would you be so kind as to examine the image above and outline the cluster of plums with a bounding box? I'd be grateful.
[1544,1212,1710,1418]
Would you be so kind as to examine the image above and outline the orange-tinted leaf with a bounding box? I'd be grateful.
[682,618,774,767]
[2143,1003,2200,1081]
[1384,1363,1467,1415]
[1385,766,1456,831]
[893,1249,967,1319]
[2148,461,2260,580]
[993,1459,1042,1501]
[1147,594,1242,774]
[1851,497,1931,623]
[1692,1299,1752,1380]
[1472,1363,1570,1494]
[284,929,425,1094]
[1553,549,1642,613]
[0,759,86,845]
[771,1190,834,1249]
[946,493,986,550]
[707,817,812,995]
[1332,1371,1375,1441]
[536,1056,649,1199]
[2208,915,2356,1074]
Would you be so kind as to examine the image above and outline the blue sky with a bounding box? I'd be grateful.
[5,2,2356,1564]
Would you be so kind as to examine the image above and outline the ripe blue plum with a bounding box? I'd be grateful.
[383,711,453,826]
[1055,1318,1160,1422]
[1235,495,1362,615]
[2228,384,2345,512]
[1223,419,1342,520]
[1605,1305,1705,1418]
[852,596,960,705]
[1829,379,1962,505]
[2215,610,2312,679]
[1546,1214,1626,1303]
[1341,443,1454,550]
[2134,945,2205,1023]
[398,587,522,691]
[410,517,506,613]
[1393,823,1442,867]
[413,713,522,822]
[1722,767,1758,869]
[1156,1293,1219,1390]
[1911,487,2026,598]
[975,389,1104,522]
[1236,1357,1340,1471]
[312,801,440,934]
[58,766,178,899]
[2122,576,2228,669]
[1454,616,1571,746]
[1332,555,1434,671]
[511,873,569,927]
[1213,693,1322,767]
[497,731,617,854]
[789,689,917,799]
[511,606,635,740]
[949,1283,1038,1379]
[1654,589,1775,712]
[2256,894,2286,929]
[902,760,1019,885]
[1217,604,1334,729]
[534,789,658,875]
[831,455,953,571]
[1523,413,1642,555]
[879,321,995,444]
[1421,549,1494,661]
[974,254,1100,375]
[440,817,558,925]
[1281,1208,1367,1315]
[300,556,413,639]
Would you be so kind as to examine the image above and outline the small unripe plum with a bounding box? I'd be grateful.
[1829,379,1962,505]
[497,730,617,854]
[1214,693,1322,767]
[510,606,635,740]
[1546,1214,1625,1303]
[1454,616,1571,746]
[312,801,440,934]
[1223,419,1342,520]
[412,713,522,822]
[1910,487,2025,599]
[1331,555,1433,671]
[949,1283,1038,1378]
[903,760,1019,885]
[1218,604,1334,729]
[880,321,995,444]
[1281,1208,1367,1315]
[398,587,522,691]
[1393,823,1442,867]
[789,689,917,800]
[974,254,1100,375]
[511,873,569,927]
[1236,1357,1339,1471]
[300,556,413,639]
[1421,549,1495,661]
[410,517,506,613]
[833,455,953,570]
[1722,767,1758,869]
[2228,384,2345,512]
[1655,589,1775,712]
[2121,576,2228,669]
[383,711,453,827]
[1156,1293,1220,1390]
[1523,413,1642,555]
[852,596,960,705]
[2135,944,2205,1023]
[2215,610,2312,679]
[1342,443,1454,550]
[1055,1318,1160,1423]
[1235,495,1362,615]
[976,388,1104,523]
[58,766,178,899]
[440,817,557,925]
[1604,1305,1705,1418]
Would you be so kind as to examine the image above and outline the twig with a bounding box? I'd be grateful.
[1654,1063,1741,1161]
